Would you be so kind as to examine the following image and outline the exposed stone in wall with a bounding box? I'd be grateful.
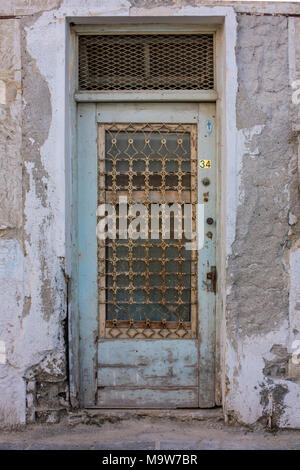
[2,0,300,17]
[260,382,289,430]
[287,240,300,380]
[0,1,62,17]
[24,351,69,424]
[296,19,300,81]
[0,19,22,233]
[263,345,289,378]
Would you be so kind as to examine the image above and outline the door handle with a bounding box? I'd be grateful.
[207,266,217,294]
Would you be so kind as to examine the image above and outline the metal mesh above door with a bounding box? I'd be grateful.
[78,34,214,91]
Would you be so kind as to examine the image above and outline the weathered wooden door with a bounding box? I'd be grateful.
[77,102,216,408]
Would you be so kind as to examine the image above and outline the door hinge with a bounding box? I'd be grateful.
[207,266,217,294]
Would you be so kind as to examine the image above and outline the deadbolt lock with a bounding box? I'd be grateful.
[206,217,214,225]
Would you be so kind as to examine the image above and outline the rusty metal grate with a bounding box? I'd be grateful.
[79,34,214,91]
[98,123,198,339]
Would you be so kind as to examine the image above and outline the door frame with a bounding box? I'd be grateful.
[77,102,216,407]
[67,16,238,410]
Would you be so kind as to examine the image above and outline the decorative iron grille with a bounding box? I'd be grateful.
[98,123,198,339]
[79,34,214,91]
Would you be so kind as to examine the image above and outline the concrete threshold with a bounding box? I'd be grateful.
[68,407,224,426]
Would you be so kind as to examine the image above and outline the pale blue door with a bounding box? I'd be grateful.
[77,102,216,408]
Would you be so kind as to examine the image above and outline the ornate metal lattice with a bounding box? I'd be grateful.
[79,34,214,91]
[98,124,198,339]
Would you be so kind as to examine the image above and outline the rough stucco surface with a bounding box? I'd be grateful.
[0,0,62,16]
[226,14,300,428]
[0,0,299,429]
[20,13,68,424]
[0,11,68,425]
[0,18,25,426]
[296,19,300,79]
[0,20,22,232]
[234,15,291,339]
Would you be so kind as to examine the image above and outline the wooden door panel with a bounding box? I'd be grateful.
[98,339,198,388]
[77,102,216,408]
[97,388,198,409]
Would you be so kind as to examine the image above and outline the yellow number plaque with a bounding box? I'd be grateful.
[199,159,211,169]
